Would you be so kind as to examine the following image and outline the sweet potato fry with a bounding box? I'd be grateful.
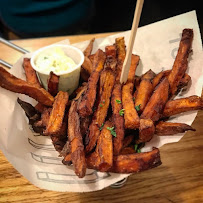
[152,70,191,92]
[80,117,91,138]
[83,38,95,57]
[123,134,135,148]
[81,38,95,81]
[17,98,40,122]
[112,83,125,155]
[0,66,54,106]
[115,37,126,81]
[23,58,41,88]
[95,121,113,172]
[155,121,195,135]
[47,71,59,97]
[122,55,140,129]
[34,102,46,113]
[62,153,72,165]
[108,148,161,173]
[111,37,126,155]
[141,69,156,81]
[120,146,135,155]
[134,79,153,114]
[68,98,86,178]
[163,95,203,117]
[140,78,169,122]
[50,135,67,153]
[86,148,162,173]
[34,108,51,129]
[177,73,191,92]
[136,119,155,144]
[78,49,106,118]
[80,56,93,81]
[88,54,95,64]
[44,91,69,135]
[122,82,140,129]
[168,29,193,96]
[152,70,170,89]
[104,45,117,72]
[85,68,115,153]
[17,98,43,134]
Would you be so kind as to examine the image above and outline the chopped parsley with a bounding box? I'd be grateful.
[134,144,138,151]
[116,99,121,104]
[135,104,141,111]
[137,149,141,153]
[119,109,125,116]
[99,123,104,131]
[44,56,48,59]
[99,104,103,107]
[102,100,105,103]
[107,126,117,137]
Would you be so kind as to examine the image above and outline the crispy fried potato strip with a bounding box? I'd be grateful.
[122,134,135,148]
[168,29,193,96]
[83,38,95,57]
[111,37,126,155]
[163,95,203,117]
[122,55,140,129]
[108,148,161,173]
[134,70,155,114]
[141,78,169,122]
[137,119,155,144]
[111,83,125,155]
[47,71,59,97]
[44,91,69,135]
[0,66,54,106]
[68,98,86,178]
[85,68,115,153]
[78,49,106,117]
[80,56,93,81]
[141,69,156,81]
[23,58,41,88]
[155,121,195,135]
[122,82,140,129]
[120,146,135,155]
[96,121,113,171]
[86,148,161,173]
[152,70,170,89]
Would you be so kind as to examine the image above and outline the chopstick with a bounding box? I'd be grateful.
[0,59,12,69]
[0,37,29,68]
[0,37,29,54]
[120,0,144,84]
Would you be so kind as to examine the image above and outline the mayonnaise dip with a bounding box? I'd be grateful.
[35,47,76,74]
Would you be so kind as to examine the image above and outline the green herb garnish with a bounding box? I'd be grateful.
[137,149,141,153]
[116,99,121,104]
[44,56,48,59]
[134,144,138,151]
[99,123,104,131]
[119,109,125,116]
[102,100,105,103]
[133,97,135,102]
[107,126,117,137]
[135,104,141,111]
[99,104,103,107]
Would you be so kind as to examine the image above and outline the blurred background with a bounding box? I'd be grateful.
[0,0,203,40]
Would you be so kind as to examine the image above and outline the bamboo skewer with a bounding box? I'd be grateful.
[120,0,144,84]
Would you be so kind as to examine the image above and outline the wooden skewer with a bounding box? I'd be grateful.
[120,0,144,84]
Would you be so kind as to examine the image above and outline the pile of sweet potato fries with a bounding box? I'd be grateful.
[0,29,202,178]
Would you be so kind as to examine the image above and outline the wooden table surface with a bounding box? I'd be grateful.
[0,32,203,203]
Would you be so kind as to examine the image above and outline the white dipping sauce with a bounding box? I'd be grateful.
[35,47,76,74]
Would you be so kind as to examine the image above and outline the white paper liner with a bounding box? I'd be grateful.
[0,11,202,192]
